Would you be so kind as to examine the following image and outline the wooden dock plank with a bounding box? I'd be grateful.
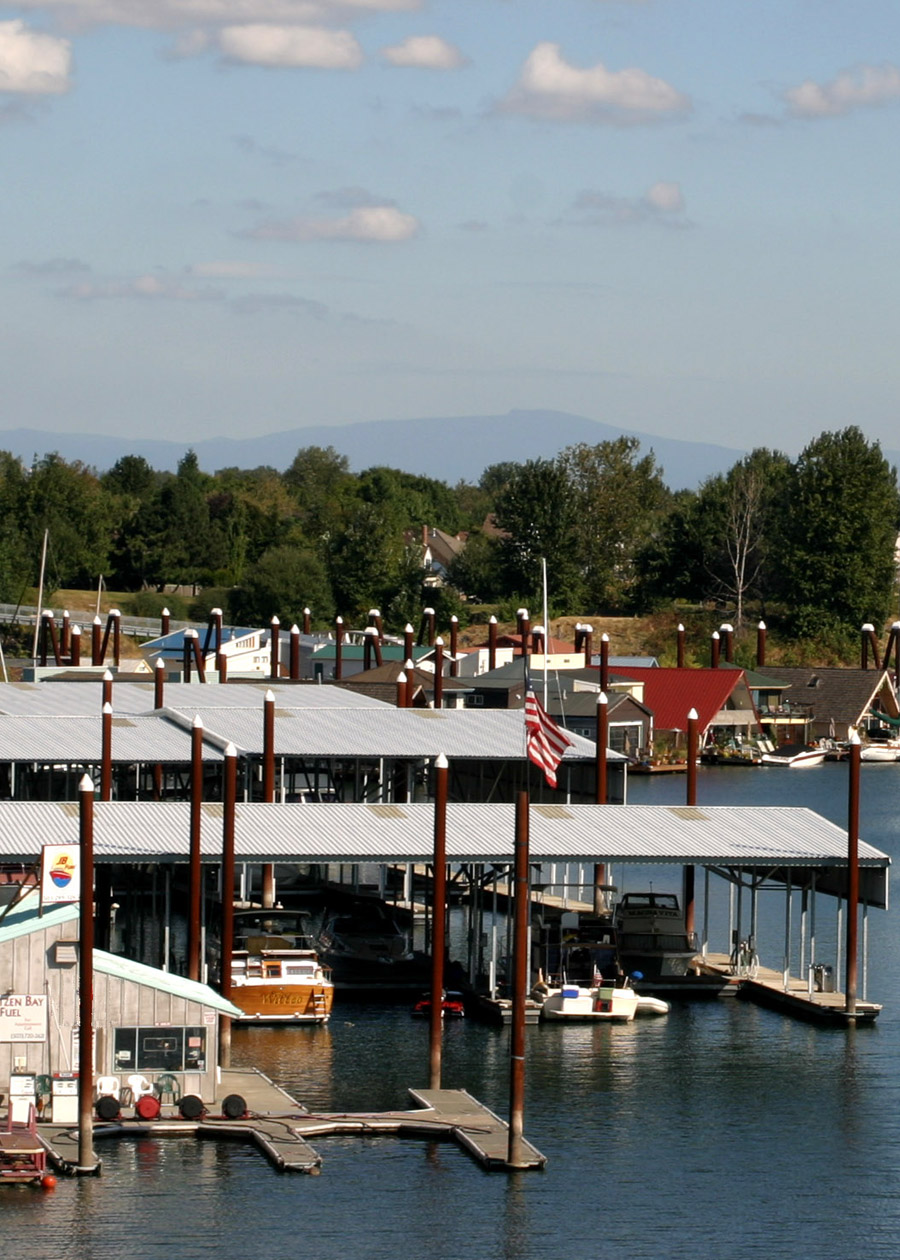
[700,953,882,1025]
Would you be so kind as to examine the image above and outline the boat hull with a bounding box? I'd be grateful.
[227,981,333,1023]
[540,985,643,1022]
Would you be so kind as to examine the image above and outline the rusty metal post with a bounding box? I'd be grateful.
[488,616,497,671]
[684,708,699,937]
[867,624,882,671]
[70,624,81,667]
[520,610,530,660]
[846,736,860,1015]
[425,607,436,647]
[102,668,113,710]
[77,773,96,1173]
[507,790,530,1168]
[161,607,170,636]
[38,610,49,666]
[594,692,609,915]
[154,657,165,708]
[595,692,608,806]
[583,626,593,668]
[396,670,408,709]
[677,623,685,669]
[270,616,280,679]
[449,616,459,678]
[91,616,102,666]
[183,631,193,683]
[61,609,70,657]
[261,690,276,909]
[405,660,415,708]
[404,623,414,662]
[429,754,448,1089]
[111,609,121,667]
[720,623,734,663]
[433,637,444,708]
[756,620,767,669]
[710,631,720,669]
[188,716,204,982]
[334,617,344,680]
[101,700,112,802]
[290,624,300,679]
[302,607,311,636]
[46,611,62,665]
[219,743,237,1068]
[600,634,609,692]
[860,624,870,670]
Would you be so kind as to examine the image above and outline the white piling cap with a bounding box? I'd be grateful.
[79,773,94,792]
[271,615,280,625]
[93,615,102,625]
[758,620,766,629]
[225,742,237,758]
[192,714,204,729]
[368,608,381,618]
[435,752,448,769]
[397,670,407,682]
[162,608,170,616]
[290,624,300,634]
[861,622,875,632]
[688,707,699,720]
[711,630,720,640]
[720,623,733,633]
[155,656,165,669]
[435,636,444,645]
[71,625,81,635]
[601,633,609,642]
[103,669,113,681]
[677,623,685,632]
[423,606,435,616]
[489,615,497,624]
[102,701,112,714]
[599,691,608,705]
[265,689,275,702]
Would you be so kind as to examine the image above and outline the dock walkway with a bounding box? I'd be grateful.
[39,1070,545,1176]
[699,953,881,1025]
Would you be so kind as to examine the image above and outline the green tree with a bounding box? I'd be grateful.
[777,428,900,639]
[493,458,583,609]
[561,437,669,611]
[24,453,114,589]
[231,541,334,626]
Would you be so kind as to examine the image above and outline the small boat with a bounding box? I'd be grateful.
[860,742,900,762]
[228,909,333,1023]
[411,990,465,1019]
[759,742,826,768]
[0,1108,51,1186]
[538,979,669,1023]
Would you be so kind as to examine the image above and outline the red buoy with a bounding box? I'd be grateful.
[41,1174,57,1190]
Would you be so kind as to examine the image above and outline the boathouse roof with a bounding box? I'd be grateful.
[0,801,886,906]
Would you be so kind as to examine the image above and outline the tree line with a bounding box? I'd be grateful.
[1,427,897,648]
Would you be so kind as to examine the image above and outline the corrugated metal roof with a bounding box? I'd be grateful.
[0,679,393,718]
[160,705,603,761]
[0,714,224,763]
[94,949,242,1016]
[0,800,886,871]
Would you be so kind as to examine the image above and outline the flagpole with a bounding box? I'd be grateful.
[541,557,549,707]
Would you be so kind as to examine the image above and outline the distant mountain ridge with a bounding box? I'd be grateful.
[2,411,897,491]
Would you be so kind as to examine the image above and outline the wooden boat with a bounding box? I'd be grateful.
[228,909,333,1023]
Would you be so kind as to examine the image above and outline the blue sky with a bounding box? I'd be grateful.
[2,1,900,458]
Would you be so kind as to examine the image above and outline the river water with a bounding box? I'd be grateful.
[6,764,900,1259]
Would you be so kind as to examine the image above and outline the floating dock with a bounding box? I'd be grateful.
[699,954,881,1025]
[38,1068,545,1176]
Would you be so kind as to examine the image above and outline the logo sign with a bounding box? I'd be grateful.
[0,994,47,1043]
[41,844,81,904]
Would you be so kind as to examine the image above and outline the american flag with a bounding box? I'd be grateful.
[524,674,574,789]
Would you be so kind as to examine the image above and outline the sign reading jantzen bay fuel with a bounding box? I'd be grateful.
[40,843,80,904]
[0,994,48,1042]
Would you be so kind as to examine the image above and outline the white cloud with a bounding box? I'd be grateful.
[0,20,71,95]
[218,24,362,69]
[9,0,421,28]
[574,181,687,225]
[380,35,465,70]
[61,274,224,301]
[785,63,900,118]
[245,205,419,242]
[644,181,684,213]
[231,291,328,316]
[499,42,689,124]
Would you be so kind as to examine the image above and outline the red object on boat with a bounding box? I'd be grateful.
[411,991,465,1019]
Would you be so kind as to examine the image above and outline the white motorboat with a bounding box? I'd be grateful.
[538,980,669,1023]
[860,742,900,762]
[760,742,826,768]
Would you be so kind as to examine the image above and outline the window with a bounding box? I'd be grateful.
[114,1026,207,1073]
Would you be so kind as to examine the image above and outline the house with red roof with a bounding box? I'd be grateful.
[610,667,763,751]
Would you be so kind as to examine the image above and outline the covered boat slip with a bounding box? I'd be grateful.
[0,800,888,1006]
